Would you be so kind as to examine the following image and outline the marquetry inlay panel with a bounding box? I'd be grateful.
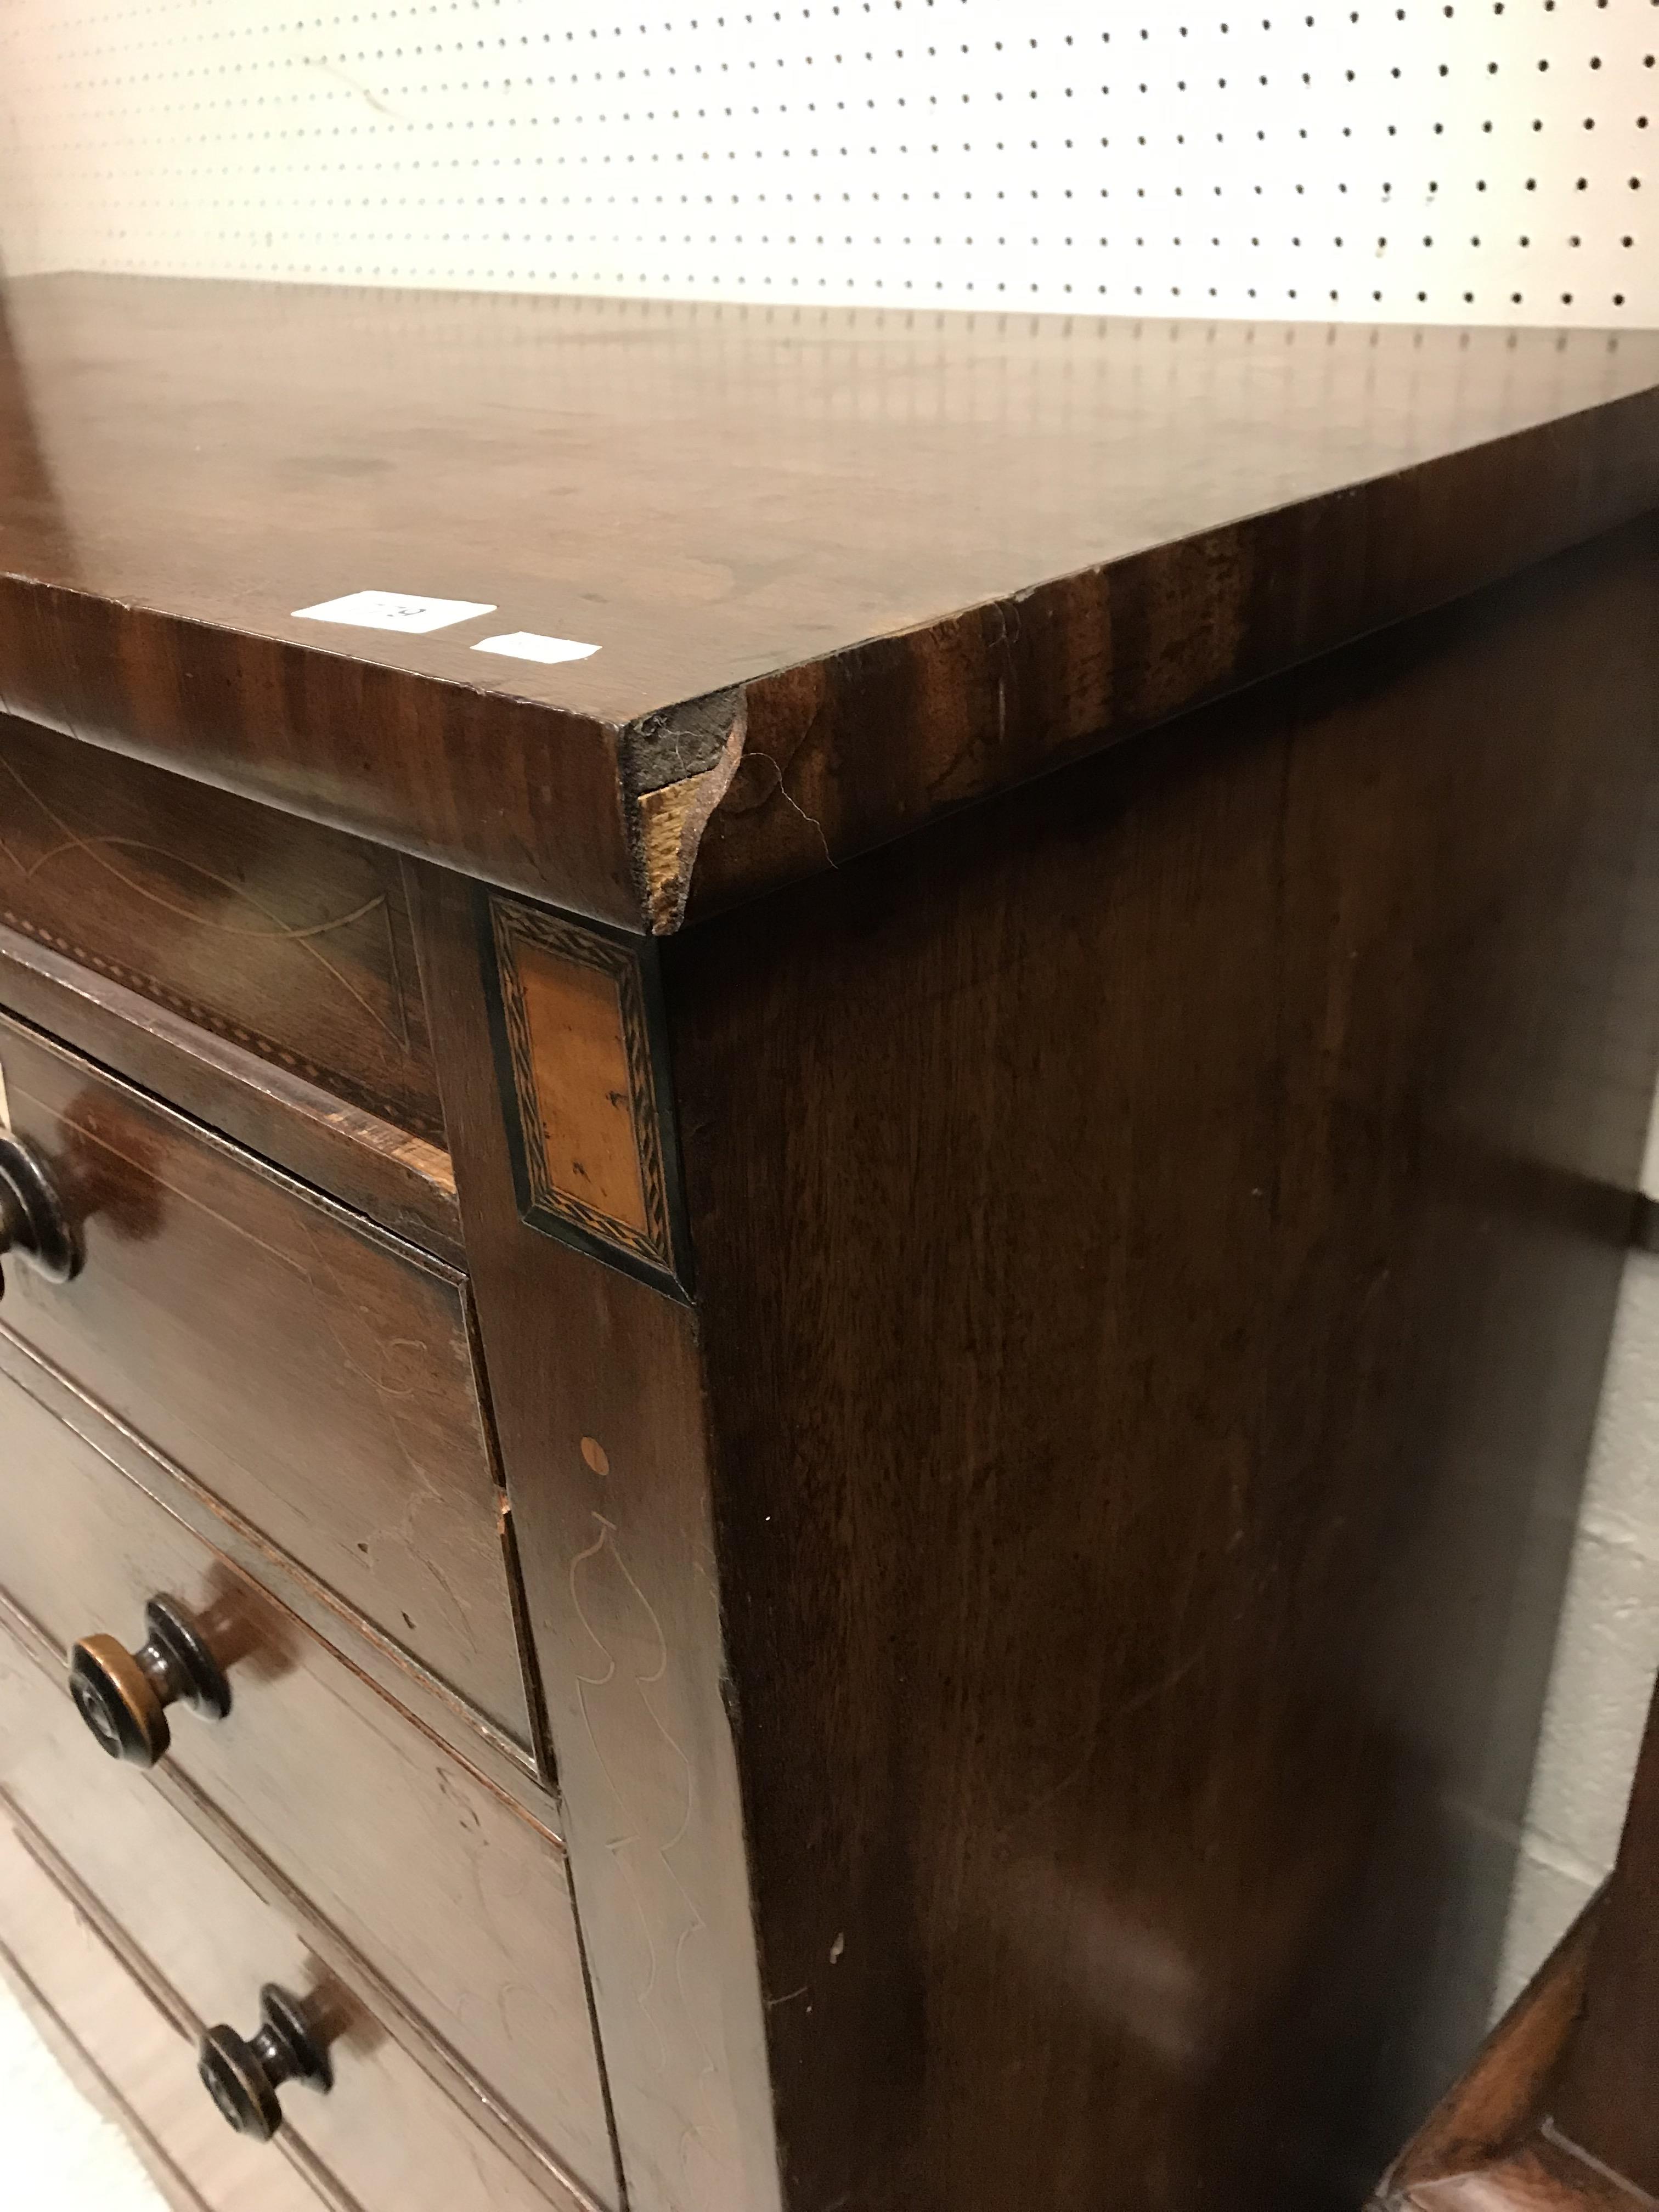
[0,713,444,1141]
[487,896,689,1296]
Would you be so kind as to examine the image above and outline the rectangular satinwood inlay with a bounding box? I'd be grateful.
[487,895,688,1295]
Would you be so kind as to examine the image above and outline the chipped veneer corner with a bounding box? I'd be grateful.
[623,686,748,934]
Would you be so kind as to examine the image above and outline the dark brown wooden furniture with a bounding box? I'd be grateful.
[1,273,1657,2212]
[1373,1654,1659,2212]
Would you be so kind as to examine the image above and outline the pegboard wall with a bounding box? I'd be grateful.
[0,0,1651,326]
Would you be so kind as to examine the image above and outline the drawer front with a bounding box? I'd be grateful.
[0,1813,326,2212]
[0,712,444,1143]
[0,1365,618,2208]
[0,1010,531,1753]
[0,1632,591,2212]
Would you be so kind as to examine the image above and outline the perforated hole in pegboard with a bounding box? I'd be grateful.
[0,0,1650,326]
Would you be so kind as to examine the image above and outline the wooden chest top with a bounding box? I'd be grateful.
[2,272,1657,931]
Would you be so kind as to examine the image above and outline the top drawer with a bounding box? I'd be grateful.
[0,1010,532,1759]
[0,712,443,1143]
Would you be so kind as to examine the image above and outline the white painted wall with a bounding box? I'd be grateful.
[1493,1123,1659,2012]
[0,0,1651,328]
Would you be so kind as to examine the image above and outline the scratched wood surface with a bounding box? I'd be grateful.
[0,1628,591,2212]
[0,1326,543,1819]
[662,517,1659,2210]
[0,1810,329,2212]
[409,857,783,2212]
[0,713,444,1143]
[4,269,1659,2212]
[0,1364,618,2208]
[0,921,461,1263]
[0,1011,531,1755]
[1,275,1657,927]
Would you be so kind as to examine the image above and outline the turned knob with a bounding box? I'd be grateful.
[69,1596,231,1767]
[198,1985,332,2142]
[0,1130,77,1300]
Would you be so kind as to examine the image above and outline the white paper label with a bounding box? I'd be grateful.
[472,631,600,665]
[291,589,497,634]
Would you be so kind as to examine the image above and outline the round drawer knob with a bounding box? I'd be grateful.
[0,1131,77,1301]
[199,1985,332,2142]
[68,1595,231,1767]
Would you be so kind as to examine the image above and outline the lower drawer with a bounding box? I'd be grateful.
[0,1626,589,2212]
[0,1809,325,2212]
[0,1359,617,2207]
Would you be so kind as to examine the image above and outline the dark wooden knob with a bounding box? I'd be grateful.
[0,1130,77,1301]
[198,1985,332,2142]
[68,1595,231,1767]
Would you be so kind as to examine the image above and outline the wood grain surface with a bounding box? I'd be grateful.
[4,268,1658,2212]
[1,275,1656,927]
[0,1812,330,2212]
[0,921,461,1263]
[0,1363,618,2208]
[0,1011,530,1752]
[1397,2136,1650,2212]
[663,517,1659,2210]
[0,1326,544,1819]
[1368,1922,1650,2209]
[0,1628,594,2212]
[409,857,783,2212]
[1373,1906,1598,2210]
[487,896,687,1291]
[0,712,444,1142]
[511,944,650,1234]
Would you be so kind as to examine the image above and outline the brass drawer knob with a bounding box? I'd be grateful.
[199,1985,332,2142]
[68,1595,232,1767]
[0,1131,77,1299]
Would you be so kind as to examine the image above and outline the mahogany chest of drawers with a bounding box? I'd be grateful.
[1,274,1657,2212]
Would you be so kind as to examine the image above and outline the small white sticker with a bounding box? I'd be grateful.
[472,631,601,666]
[291,590,497,634]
